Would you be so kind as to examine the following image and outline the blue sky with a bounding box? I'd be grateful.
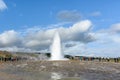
[0,0,120,57]
[1,0,120,31]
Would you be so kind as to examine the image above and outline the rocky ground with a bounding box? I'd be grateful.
[0,61,120,80]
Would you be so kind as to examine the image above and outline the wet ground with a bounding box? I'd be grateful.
[0,61,120,80]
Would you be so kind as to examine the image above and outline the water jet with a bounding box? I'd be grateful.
[50,31,64,60]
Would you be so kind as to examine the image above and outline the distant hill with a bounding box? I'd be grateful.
[0,51,12,58]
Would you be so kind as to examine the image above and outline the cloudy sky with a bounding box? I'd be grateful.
[0,0,120,57]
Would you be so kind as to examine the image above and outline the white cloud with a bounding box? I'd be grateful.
[71,20,92,32]
[57,10,81,22]
[90,11,101,17]
[63,42,86,55]
[22,20,94,50]
[0,30,21,47]
[0,46,32,52]
[0,0,7,11]
[0,20,94,52]
[58,20,94,42]
[110,23,120,33]
[63,31,120,57]
[113,36,120,43]
[84,30,120,57]
[62,22,120,57]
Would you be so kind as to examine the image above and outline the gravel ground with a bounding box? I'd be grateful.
[0,61,120,80]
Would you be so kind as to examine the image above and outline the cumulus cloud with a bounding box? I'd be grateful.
[110,23,120,33]
[0,30,21,47]
[57,10,81,22]
[23,29,55,50]
[0,0,7,11]
[84,28,120,57]
[0,20,94,52]
[22,20,94,51]
[62,21,120,57]
[63,30,120,57]
[58,20,94,42]
[64,41,77,48]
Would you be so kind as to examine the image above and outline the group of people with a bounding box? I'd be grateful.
[65,55,120,63]
[78,56,120,63]
[0,56,21,62]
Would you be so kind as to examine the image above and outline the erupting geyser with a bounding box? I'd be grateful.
[50,31,64,60]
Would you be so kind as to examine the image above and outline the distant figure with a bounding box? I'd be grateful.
[98,57,101,62]
[114,58,119,63]
[107,58,110,62]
